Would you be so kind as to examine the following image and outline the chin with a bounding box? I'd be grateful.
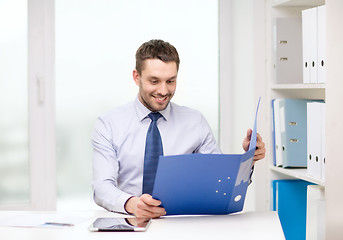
[152,105,167,112]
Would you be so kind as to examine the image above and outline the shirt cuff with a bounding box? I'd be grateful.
[113,193,134,214]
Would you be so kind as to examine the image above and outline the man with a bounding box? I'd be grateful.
[92,39,265,219]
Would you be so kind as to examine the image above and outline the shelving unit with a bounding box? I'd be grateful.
[266,0,326,183]
[253,0,343,238]
[263,0,326,238]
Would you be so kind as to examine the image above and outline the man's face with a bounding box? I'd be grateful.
[133,59,177,112]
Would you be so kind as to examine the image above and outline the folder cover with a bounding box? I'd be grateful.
[272,179,314,240]
[302,7,318,84]
[152,98,260,215]
[272,99,283,167]
[307,102,322,179]
[306,185,325,240]
[317,6,326,84]
[279,99,309,167]
[275,17,302,84]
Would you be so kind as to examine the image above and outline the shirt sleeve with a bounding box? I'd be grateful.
[195,113,255,185]
[194,114,222,154]
[92,117,133,214]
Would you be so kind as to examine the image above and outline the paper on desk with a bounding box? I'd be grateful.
[0,212,92,228]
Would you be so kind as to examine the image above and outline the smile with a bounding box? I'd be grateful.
[154,96,168,103]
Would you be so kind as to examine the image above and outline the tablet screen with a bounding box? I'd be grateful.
[89,217,151,232]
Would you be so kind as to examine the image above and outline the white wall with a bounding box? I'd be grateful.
[326,0,343,238]
[219,0,260,212]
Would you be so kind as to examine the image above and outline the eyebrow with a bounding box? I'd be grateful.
[148,75,177,81]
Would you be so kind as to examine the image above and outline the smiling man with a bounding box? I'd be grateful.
[134,58,177,112]
[92,39,266,219]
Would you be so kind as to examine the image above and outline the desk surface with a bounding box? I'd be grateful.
[0,211,285,240]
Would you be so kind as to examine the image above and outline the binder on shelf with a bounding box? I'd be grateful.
[279,99,309,168]
[307,102,322,179]
[275,18,303,84]
[272,179,314,240]
[307,102,326,180]
[317,5,326,84]
[321,103,326,180]
[272,99,283,167]
[306,185,325,240]
[302,7,318,84]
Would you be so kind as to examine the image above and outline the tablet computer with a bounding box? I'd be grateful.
[89,217,151,232]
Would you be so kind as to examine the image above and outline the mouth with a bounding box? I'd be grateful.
[154,96,168,103]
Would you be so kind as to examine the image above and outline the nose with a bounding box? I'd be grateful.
[157,82,168,96]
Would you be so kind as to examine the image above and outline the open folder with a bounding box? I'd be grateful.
[152,98,261,215]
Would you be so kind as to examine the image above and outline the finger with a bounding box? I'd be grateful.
[254,142,265,153]
[137,195,166,216]
[253,148,266,161]
[135,208,153,218]
[245,129,252,140]
[255,135,265,147]
[256,133,262,141]
[255,141,265,150]
[141,194,162,207]
[135,202,165,218]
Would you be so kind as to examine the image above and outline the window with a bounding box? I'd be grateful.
[0,0,55,210]
[0,0,29,206]
[55,0,219,209]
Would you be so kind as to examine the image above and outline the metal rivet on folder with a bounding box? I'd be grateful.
[234,195,242,202]
[223,193,227,196]
[218,180,221,183]
[227,177,230,180]
[279,40,288,44]
[216,190,218,193]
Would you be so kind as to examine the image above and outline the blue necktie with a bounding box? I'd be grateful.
[143,112,164,195]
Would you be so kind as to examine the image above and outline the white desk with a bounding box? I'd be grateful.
[0,211,285,240]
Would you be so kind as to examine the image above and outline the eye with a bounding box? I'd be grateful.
[167,79,176,84]
[150,80,158,84]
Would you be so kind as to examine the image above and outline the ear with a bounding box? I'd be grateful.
[133,69,140,86]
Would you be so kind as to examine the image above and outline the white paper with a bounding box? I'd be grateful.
[0,212,92,228]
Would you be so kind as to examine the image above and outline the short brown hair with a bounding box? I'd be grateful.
[135,39,180,75]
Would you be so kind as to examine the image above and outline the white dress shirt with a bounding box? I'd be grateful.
[92,97,221,213]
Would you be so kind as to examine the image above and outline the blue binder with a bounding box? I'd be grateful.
[279,99,309,167]
[272,180,314,240]
[152,98,260,215]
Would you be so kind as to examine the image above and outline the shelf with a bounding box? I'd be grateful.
[272,83,326,90]
[271,85,326,100]
[272,0,325,7]
[270,165,325,186]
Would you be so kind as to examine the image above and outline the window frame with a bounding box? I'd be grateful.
[0,0,56,210]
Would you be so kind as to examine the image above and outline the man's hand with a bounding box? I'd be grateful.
[242,129,266,162]
[124,194,166,218]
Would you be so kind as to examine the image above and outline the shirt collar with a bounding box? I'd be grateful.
[134,96,170,121]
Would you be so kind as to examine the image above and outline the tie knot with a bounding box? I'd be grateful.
[148,112,162,122]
